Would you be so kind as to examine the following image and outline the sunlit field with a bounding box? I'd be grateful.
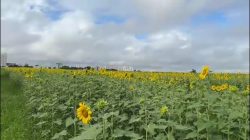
[1,67,249,140]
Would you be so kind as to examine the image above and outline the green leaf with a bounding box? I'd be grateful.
[218,121,227,130]
[155,125,167,130]
[157,119,167,123]
[184,131,198,139]
[112,129,125,138]
[197,122,211,132]
[167,132,175,140]
[175,125,191,131]
[146,123,156,135]
[124,131,142,139]
[155,133,166,140]
[119,114,128,122]
[36,121,47,126]
[112,129,142,139]
[41,130,50,137]
[32,112,48,118]
[187,102,202,109]
[57,104,68,111]
[166,120,177,127]
[54,119,62,125]
[229,110,243,119]
[66,117,74,127]
[111,111,119,116]
[52,130,67,139]
[70,126,101,140]
[129,116,141,124]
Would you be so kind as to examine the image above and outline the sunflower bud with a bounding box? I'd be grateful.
[160,106,168,116]
[229,85,239,92]
[95,99,108,109]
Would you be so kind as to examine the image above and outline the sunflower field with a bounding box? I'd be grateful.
[1,67,249,140]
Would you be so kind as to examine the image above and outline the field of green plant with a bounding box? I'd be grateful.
[1,67,249,140]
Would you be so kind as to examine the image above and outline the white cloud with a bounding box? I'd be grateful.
[1,0,249,72]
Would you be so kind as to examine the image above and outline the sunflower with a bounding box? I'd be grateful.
[246,85,250,91]
[216,86,222,91]
[221,84,228,90]
[229,85,238,92]
[199,66,209,80]
[211,85,217,91]
[160,106,168,116]
[95,99,108,110]
[77,102,92,125]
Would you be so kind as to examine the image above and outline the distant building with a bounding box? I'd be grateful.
[6,63,17,67]
[121,66,134,71]
[1,53,7,67]
[106,65,134,71]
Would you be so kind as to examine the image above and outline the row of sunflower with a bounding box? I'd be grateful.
[3,66,249,92]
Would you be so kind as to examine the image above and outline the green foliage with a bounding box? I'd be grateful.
[3,70,250,139]
[1,69,10,78]
[1,75,32,140]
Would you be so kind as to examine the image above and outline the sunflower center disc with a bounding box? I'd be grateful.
[82,110,88,118]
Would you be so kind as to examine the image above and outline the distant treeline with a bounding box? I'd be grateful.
[3,63,198,73]
[3,64,120,71]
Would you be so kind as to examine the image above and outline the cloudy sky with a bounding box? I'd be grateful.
[1,0,249,72]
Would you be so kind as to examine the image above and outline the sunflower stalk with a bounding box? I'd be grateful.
[227,94,230,140]
[196,90,200,140]
[51,106,54,137]
[145,106,148,140]
[111,105,115,140]
[74,104,76,137]
[102,117,106,140]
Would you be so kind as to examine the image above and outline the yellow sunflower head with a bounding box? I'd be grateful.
[199,66,209,80]
[211,85,217,91]
[216,86,222,91]
[77,102,92,125]
[220,84,228,91]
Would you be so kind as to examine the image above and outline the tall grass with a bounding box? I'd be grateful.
[1,69,32,140]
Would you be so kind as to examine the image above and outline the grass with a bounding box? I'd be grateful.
[1,75,32,140]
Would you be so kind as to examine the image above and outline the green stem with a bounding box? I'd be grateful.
[245,97,249,140]
[227,94,230,140]
[74,105,76,137]
[144,86,148,140]
[145,107,148,140]
[206,108,209,140]
[196,91,199,140]
[51,107,54,137]
[111,106,114,140]
[103,118,105,140]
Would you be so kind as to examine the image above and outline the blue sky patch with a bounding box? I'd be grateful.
[31,0,69,21]
[191,11,230,27]
[43,9,68,21]
[95,15,126,24]
[135,34,148,41]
